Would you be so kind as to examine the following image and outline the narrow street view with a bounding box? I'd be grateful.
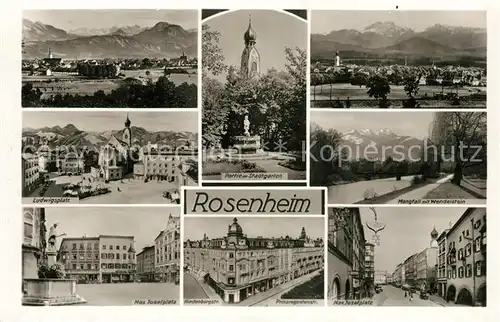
[328,207,486,306]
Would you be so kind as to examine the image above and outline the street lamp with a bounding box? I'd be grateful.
[365,207,386,246]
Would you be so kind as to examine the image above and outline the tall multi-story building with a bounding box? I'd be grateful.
[403,254,418,286]
[445,208,486,306]
[364,243,375,290]
[415,227,438,292]
[392,263,403,286]
[58,152,84,175]
[22,153,39,195]
[436,229,449,298]
[136,246,155,282]
[154,214,180,284]
[22,208,46,282]
[374,271,387,285]
[59,235,136,283]
[185,218,323,304]
[328,208,367,300]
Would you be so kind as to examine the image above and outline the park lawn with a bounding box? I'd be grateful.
[423,183,478,200]
[202,161,266,176]
[281,272,324,300]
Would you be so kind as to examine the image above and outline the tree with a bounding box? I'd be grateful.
[366,75,391,108]
[310,123,344,186]
[202,78,228,148]
[444,112,487,185]
[402,75,421,108]
[202,24,227,77]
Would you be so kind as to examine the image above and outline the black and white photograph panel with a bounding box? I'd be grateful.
[201,10,307,182]
[327,207,487,307]
[22,207,181,306]
[22,111,198,204]
[310,10,486,109]
[183,217,324,306]
[22,10,198,108]
[310,111,487,204]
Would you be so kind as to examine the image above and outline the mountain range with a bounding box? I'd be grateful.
[340,128,424,161]
[22,19,197,59]
[21,124,198,151]
[311,22,487,59]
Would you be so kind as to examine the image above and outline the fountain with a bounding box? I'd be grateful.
[227,115,272,161]
[23,222,86,306]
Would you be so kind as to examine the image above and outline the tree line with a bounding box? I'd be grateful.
[22,76,197,108]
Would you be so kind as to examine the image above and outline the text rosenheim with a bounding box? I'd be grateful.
[184,189,324,215]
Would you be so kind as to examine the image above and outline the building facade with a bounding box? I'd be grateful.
[328,208,367,300]
[136,246,155,282]
[93,115,134,182]
[415,247,438,292]
[59,235,136,283]
[22,153,39,195]
[392,263,403,286]
[134,145,197,188]
[436,229,449,298]
[22,208,46,284]
[154,214,180,284]
[374,271,387,285]
[364,243,375,291]
[403,254,418,286]
[185,218,323,304]
[445,208,486,306]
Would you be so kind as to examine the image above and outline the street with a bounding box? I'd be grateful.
[328,176,413,204]
[372,285,440,307]
[76,282,180,306]
[183,273,209,300]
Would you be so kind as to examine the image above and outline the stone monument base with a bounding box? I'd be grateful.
[233,135,261,154]
[22,279,87,306]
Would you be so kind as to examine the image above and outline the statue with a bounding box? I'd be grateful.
[243,115,250,136]
[47,222,66,253]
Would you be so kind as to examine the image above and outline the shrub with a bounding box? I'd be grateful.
[38,263,66,279]
[411,175,426,185]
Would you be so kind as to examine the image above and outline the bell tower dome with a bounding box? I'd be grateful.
[240,14,260,78]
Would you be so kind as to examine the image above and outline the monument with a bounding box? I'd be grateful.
[229,115,272,161]
[22,222,86,306]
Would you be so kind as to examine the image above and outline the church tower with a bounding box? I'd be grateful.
[122,113,132,146]
[240,15,260,78]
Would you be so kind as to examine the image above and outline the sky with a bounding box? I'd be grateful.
[204,10,306,82]
[43,207,180,251]
[23,10,198,31]
[359,207,467,273]
[184,217,324,241]
[311,10,487,34]
[22,111,198,133]
[311,111,435,139]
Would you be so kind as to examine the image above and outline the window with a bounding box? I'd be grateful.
[458,248,464,260]
[108,264,113,269]
[116,245,119,250]
[95,254,99,260]
[474,237,481,252]
[87,253,92,259]
[80,264,84,269]
[80,243,84,250]
[123,253,126,260]
[465,264,472,278]
[458,267,464,278]
[72,254,77,260]
[73,243,77,250]
[123,245,126,250]
[79,255,84,260]
[101,263,106,269]
[459,236,462,242]
[102,253,107,259]
[116,254,120,260]
[110,245,113,250]
[452,268,457,279]
[102,245,106,250]
[109,253,114,260]
[465,244,472,257]
[229,252,234,259]
[72,264,77,270]
[475,261,483,276]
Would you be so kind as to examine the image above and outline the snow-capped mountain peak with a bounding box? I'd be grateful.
[362,21,413,38]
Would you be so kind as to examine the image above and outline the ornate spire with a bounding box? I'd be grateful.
[244,14,257,44]
[125,113,131,128]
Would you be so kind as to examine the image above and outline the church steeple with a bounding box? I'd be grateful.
[125,113,131,128]
[241,14,260,78]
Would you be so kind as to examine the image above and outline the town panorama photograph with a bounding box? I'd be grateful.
[310,10,486,109]
[22,10,198,108]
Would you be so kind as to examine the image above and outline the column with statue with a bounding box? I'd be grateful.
[22,221,86,306]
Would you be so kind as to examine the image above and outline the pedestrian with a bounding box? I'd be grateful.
[404,291,407,298]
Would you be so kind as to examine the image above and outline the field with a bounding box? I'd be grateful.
[310,83,486,100]
[22,68,197,99]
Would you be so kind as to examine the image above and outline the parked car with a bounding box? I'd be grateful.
[420,291,429,300]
